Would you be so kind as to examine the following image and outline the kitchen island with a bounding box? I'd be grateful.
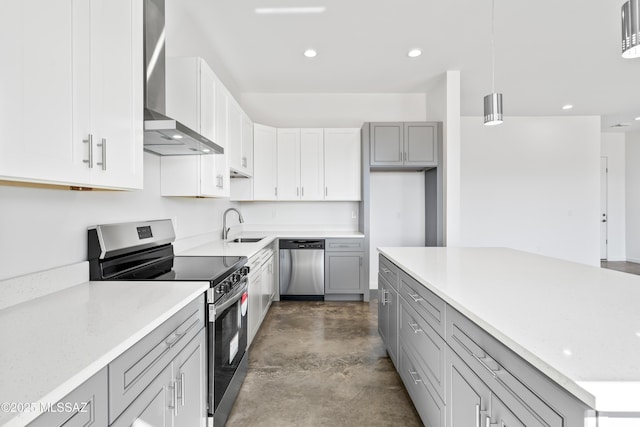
[379,247,640,426]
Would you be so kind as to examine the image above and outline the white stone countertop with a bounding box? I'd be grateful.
[0,280,209,427]
[378,247,640,413]
[179,230,364,258]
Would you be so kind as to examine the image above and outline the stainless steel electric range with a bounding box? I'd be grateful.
[88,219,248,426]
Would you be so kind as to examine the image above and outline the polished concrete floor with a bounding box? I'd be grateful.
[601,260,640,275]
[226,300,422,427]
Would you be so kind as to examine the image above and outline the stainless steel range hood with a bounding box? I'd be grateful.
[143,0,223,155]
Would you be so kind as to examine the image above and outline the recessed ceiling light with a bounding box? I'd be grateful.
[255,7,326,15]
[173,134,183,139]
[562,104,573,110]
[407,48,423,58]
[202,148,211,153]
[635,116,640,121]
[303,49,317,58]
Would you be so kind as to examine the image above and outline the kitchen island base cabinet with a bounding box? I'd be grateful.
[379,255,592,427]
[28,368,108,427]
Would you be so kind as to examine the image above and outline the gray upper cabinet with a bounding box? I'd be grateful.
[370,123,404,166]
[370,122,439,169]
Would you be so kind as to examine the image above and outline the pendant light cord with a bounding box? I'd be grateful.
[491,0,495,93]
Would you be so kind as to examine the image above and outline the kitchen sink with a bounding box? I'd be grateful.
[229,237,265,243]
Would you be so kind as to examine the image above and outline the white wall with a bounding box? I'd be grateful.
[0,154,236,280]
[237,201,359,230]
[240,93,427,128]
[459,116,601,266]
[626,132,640,262]
[601,133,626,261]
[369,172,426,287]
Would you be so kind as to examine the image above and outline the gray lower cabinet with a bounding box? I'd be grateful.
[369,122,439,169]
[112,327,207,427]
[381,259,592,427]
[28,368,108,427]
[325,239,365,297]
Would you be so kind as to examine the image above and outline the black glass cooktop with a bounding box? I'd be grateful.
[113,255,246,285]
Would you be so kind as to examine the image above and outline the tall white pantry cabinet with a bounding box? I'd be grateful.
[0,0,144,190]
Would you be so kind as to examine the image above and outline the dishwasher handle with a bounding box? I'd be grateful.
[279,239,325,250]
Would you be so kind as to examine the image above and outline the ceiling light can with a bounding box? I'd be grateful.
[304,49,317,58]
[484,93,503,126]
[407,48,422,58]
[622,0,640,58]
[562,104,573,110]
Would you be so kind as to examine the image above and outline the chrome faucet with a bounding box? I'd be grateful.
[222,208,245,240]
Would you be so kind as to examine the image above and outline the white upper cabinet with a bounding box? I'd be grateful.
[276,129,301,200]
[228,100,253,177]
[324,128,361,201]
[252,124,278,200]
[162,57,228,197]
[0,0,143,190]
[300,128,325,200]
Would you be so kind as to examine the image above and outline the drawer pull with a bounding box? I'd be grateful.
[408,293,424,303]
[408,370,423,385]
[381,267,391,274]
[472,352,500,377]
[408,322,422,334]
[165,332,184,348]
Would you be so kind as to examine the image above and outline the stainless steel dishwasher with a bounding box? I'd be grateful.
[279,239,325,300]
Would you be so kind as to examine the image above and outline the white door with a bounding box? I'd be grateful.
[601,157,608,260]
[253,124,278,200]
[276,128,301,200]
[324,128,362,201]
[300,128,325,200]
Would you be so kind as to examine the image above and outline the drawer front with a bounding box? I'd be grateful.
[109,295,205,423]
[399,298,446,402]
[29,368,108,427]
[379,255,399,291]
[399,344,445,427]
[446,306,585,427]
[399,271,445,338]
[325,238,364,252]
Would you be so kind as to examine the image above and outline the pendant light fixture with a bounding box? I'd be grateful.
[484,0,503,125]
[622,0,640,58]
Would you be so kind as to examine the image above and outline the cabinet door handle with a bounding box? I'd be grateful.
[408,293,423,303]
[169,381,178,417]
[407,370,423,385]
[83,134,93,168]
[242,156,247,167]
[296,187,299,196]
[275,187,278,197]
[475,404,481,427]
[96,138,106,171]
[325,187,328,197]
[407,322,422,334]
[301,187,304,197]
[180,372,185,407]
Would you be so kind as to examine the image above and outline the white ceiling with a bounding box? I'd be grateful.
[183,0,640,132]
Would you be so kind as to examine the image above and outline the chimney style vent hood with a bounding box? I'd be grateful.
[143,0,224,155]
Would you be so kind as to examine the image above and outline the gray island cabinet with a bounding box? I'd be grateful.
[377,248,616,427]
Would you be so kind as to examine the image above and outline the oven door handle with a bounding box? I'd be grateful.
[213,280,247,320]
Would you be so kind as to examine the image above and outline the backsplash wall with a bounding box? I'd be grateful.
[0,153,236,280]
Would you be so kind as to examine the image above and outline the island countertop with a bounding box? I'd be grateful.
[378,247,640,413]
